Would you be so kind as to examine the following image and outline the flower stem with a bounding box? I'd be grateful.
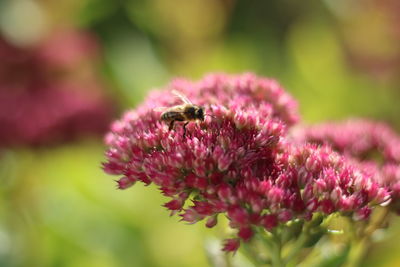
[284,214,328,265]
[345,207,391,267]
[270,243,285,267]
[284,231,308,265]
[256,229,285,267]
[346,236,368,267]
[269,232,285,267]
[241,241,267,266]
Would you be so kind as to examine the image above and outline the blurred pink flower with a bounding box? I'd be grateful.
[292,119,400,163]
[0,31,113,146]
[103,74,388,252]
[292,119,400,212]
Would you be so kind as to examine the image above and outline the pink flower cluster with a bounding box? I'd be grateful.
[103,73,392,252]
[292,119,400,213]
[0,31,113,147]
[162,73,299,126]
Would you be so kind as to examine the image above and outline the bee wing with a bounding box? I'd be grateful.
[153,107,168,112]
[172,90,192,104]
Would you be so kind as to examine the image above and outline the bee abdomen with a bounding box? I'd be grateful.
[161,112,169,121]
[161,111,184,121]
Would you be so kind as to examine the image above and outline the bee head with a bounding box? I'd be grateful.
[196,107,205,121]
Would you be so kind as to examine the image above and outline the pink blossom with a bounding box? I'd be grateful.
[292,119,400,163]
[141,72,300,127]
[0,31,113,147]
[103,75,389,252]
[292,119,400,212]
[222,238,240,253]
[238,227,253,241]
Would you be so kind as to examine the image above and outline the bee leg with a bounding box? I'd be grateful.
[183,122,189,138]
[168,120,175,131]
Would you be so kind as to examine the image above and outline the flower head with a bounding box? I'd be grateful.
[292,119,400,163]
[103,75,389,252]
[144,73,300,127]
[292,119,400,212]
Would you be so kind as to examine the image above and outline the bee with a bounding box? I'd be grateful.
[158,90,205,137]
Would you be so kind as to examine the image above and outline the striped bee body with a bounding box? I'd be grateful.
[158,91,205,136]
[161,108,186,123]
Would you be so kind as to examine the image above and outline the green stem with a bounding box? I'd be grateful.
[345,208,391,267]
[270,233,285,267]
[284,214,328,265]
[224,253,233,267]
[271,244,285,267]
[284,231,308,265]
[257,229,285,267]
[345,236,368,267]
[241,241,268,266]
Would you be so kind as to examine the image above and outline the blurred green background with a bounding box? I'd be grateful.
[1,0,400,266]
